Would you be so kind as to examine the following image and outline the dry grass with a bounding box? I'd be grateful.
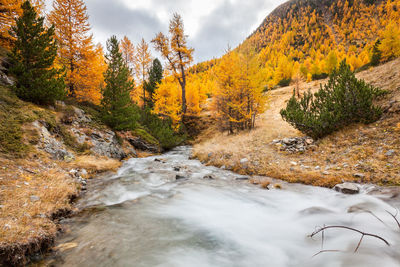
[70,155,122,176]
[194,58,400,188]
[0,151,122,265]
[0,155,78,265]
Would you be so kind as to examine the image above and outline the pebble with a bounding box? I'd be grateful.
[315,166,321,170]
[290,161,298,166]
[385,150,395,156]
[240,158,249,164]
[30,195,40,202]
[322,171,329,175]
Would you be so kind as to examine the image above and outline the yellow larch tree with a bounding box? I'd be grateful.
[73,44,106,104]
[49,0,103,102]
[152,13,194,116]
[379,20,400,61]
[153,74,181,124]
[120,36,135,73]
[213,51,266,133]
[134,38,152,108]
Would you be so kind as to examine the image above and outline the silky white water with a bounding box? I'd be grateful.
[47,147,400,267]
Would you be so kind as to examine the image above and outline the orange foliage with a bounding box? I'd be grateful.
[234,0,400,87]
[0,0,44,47]
[49,0,103,103]
[153,72,208,124]
[134,38,152,107]
[152,13,194,115]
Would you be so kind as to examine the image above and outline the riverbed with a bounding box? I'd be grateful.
[43,147,400,267]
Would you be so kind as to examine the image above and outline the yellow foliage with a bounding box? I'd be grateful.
[49,0,103,104]
[153,73,208,124]
[379,21,400,60]
[213,51,266,133]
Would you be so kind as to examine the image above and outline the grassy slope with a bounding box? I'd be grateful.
[194,58,400,188]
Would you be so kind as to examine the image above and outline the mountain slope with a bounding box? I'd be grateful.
[235,0,400,88]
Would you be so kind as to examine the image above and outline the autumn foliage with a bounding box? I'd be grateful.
[216,0,400,90]
[0,0,44,47]
[49,0,104,104]
[152,13,194,115]
[213,50,266,133]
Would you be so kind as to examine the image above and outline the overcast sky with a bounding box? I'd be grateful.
[45,0,286,63]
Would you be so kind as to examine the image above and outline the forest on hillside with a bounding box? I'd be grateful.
[1,0,400,139]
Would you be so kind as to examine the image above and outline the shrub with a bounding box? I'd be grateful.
[280,60,383,139]
[370,39,382,66]
[278,78,292,87]
[139,109,186,150]
[311,73,329,81]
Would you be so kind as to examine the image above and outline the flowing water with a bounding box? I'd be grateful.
[45,147,400,267]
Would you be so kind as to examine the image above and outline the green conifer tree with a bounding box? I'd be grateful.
[9,0,65,105]
[370,39,381,66]
[101,35,139,130]
[143,58,163,108]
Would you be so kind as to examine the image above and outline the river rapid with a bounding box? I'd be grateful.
[44,147,400,267]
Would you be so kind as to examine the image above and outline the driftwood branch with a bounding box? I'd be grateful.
[310,225,390,256]
[386,209,400,230]
[312,250,342,258]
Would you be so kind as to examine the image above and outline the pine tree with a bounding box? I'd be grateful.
[143,58,163,108]
[280,60,383,139]
[101,36,139,130]
[370,39,381,66]
[9,1,65,105]
[0,0,44,47]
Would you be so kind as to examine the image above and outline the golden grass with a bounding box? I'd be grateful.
[194,58,400,188]
[0,158,77,246]
[70,155,122,176]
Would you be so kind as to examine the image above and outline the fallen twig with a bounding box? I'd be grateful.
[386,209,400,230]
[310,225,390,256]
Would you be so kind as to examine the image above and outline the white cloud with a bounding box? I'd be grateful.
[45,0,286,62]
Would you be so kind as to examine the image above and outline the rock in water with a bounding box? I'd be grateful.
[333,183,360,195]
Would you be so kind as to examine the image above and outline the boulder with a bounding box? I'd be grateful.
[271,136,315,153]
[90,132,126,159]
[333,183,360,195]
[32,121,75,161]
[175,174,186,180]
[128,137,161,153]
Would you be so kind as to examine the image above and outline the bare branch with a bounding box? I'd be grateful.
[312,250,342,258]
[310,225,390,247]
[386,209,400,230]
[354,235,364,252]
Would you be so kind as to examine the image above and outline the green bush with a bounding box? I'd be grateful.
[280,60,383,139]
[139,109,186,150]
[278,78,292,87]
[370,39,381,66]
[311,73,329,81]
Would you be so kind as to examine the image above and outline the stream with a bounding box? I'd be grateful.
[44,147,400,267]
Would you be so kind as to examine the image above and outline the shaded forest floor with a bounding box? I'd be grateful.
[193,58,400,188]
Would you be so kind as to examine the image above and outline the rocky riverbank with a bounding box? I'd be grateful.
[0,85,160,266]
